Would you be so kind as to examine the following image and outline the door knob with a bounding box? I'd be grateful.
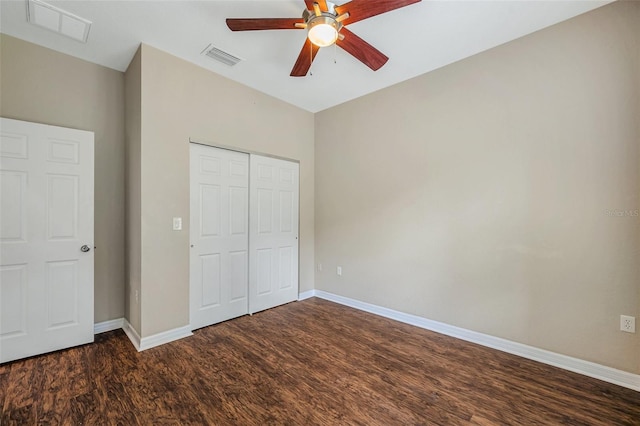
[81,245,91,252]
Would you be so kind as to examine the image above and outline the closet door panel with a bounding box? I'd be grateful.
[249,155,299,314]
[190,145,249,330]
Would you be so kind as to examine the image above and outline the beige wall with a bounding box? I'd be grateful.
[137,45,315,337]
[0,34,126,324]
[124,47,142,333]
[315,1,640,374]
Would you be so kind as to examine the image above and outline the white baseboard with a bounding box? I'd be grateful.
[298,290,315,301]
[310,290,640,392]
[123,319,142,351]
[94,318,124,334]
[138,325,193,351]
[122,320,192,352]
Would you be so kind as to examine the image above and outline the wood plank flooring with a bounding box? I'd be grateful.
[1,297,639,425]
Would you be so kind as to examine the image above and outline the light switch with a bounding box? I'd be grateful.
[173,217,182,231]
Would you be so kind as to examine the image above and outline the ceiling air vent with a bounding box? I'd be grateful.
[27,0,92,43]
[201,44,242,67]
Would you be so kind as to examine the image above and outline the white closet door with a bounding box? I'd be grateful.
[249,155,299,314]
[190,144,249,330]
[1,117,94,363]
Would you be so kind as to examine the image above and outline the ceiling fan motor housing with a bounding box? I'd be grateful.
[303,3,342,47]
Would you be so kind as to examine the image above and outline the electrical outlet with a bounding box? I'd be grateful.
[620,315,635,333]
[337,266,342,276]
[173,217,182,231]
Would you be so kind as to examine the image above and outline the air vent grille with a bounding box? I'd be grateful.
[27,0,92,43]
[201,44,242,66]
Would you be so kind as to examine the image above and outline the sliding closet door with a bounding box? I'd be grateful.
[249,155,299,314]
[190,144,249,330]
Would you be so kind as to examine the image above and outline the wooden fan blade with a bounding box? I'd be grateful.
[304,0,329,12]
[336,27,388,71]
[226,18,305,31]
[335,0,421,26]
[291,38,320,77]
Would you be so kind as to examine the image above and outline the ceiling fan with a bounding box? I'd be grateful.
[226,0,422,77]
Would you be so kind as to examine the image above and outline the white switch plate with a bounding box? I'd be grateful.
[173,217,182,231]
[337,266,342,276]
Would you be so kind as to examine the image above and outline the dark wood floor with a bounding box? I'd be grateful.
[1,298,639,425]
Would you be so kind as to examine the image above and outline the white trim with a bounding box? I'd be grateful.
[120,320,195,352]
[312,290,640,392]
[189,138,300,164]
[138,325,193,352]
[123,319,141,351]
[94,318,124,334]
[298,290,315,301]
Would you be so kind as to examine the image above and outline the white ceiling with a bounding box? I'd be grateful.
[1,0,611,112]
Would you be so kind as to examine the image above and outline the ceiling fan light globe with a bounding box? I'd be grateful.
[307,22,338,47]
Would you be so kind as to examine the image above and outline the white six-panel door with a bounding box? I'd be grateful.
[190,144,249,329]
[249,155,299,314]
[0,117,94,363]
[189,145,299,328]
